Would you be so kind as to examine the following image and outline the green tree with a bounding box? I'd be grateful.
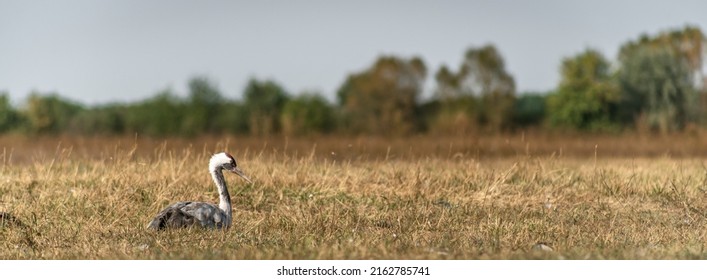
[281,93,335,135]
[432,45,516,132]
[617,26,705,132]
[619,26,704,78]
[0,92,21,133]
[124,89,185,136]
[460,45,516,131]
[546,49,620,131]
[215,100,249,135]
[428,65,479,134]
[337,56,426,135]
[434,65,461,101]
[182,76,223,135]
[69,104,125,135]
[23,92,83,134]
[514,93,546,127]
[619,46,695,133]
[243,78,290,136]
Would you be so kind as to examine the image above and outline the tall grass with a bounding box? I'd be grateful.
[2,134,707,259]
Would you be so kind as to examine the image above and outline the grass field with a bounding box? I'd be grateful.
[2,133,707,259]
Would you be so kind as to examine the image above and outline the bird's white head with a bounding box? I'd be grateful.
[209,152,252,183]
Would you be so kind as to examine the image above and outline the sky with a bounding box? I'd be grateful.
[1,0,706,105]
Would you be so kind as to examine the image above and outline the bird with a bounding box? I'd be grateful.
[147,152,252,230]
[531,242,554,252]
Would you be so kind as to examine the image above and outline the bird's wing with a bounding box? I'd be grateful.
[179,202,226,228]
[147,201,224,230]
[147,201,198,230]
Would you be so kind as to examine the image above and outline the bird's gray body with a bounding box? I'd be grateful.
[147,201,230,230]
[147,152,251,231]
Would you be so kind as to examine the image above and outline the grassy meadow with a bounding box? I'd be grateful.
[2,133,707,259]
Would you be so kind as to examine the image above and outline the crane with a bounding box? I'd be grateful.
[147,152,252,230]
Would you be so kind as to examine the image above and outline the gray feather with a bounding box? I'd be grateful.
[147,201,229,230]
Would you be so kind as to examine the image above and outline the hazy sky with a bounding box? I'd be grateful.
[1,0,706,105]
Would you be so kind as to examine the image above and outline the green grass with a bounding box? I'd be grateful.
[2,135,707,259]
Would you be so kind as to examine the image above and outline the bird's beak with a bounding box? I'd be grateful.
[231,166,253,184]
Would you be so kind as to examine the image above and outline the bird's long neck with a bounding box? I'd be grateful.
[210,167,232,221]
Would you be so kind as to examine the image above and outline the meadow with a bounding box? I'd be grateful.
[2,133,707,259]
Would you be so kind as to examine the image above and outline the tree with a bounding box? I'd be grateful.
[337,56,426,135]
[123,89,185,136]
[619,26,704,80]
[617,26,705,133]
[619,46,695,133]
[23,92,83,134]
[0,92,21,133]
[434,65,461,101]
[460,45,516,131]
[432,45,516,132]
[215,100,249,135]
[428,65,479,134]
[69,104,125,135]
[243,78,290,136]
[514,93,546,128]
[182,76,223,135]
[546,49,620,131]
[281,93,335,136]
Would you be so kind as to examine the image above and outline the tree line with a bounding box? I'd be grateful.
[1,26,705,137]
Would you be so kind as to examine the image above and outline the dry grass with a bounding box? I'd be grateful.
[2,134,707,259]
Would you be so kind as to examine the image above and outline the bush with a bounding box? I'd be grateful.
[281,93,335,136]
